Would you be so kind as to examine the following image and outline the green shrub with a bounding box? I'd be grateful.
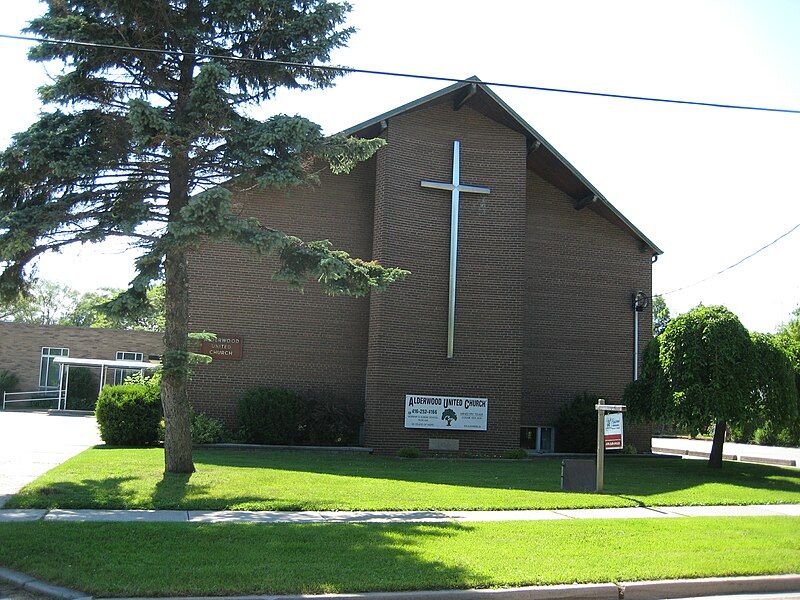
[66,367,98,411]
[191,411,224,445]
[621,444,638,455]
[238,386,307,445]
[502,448,528,459]
[554,393,600,453]
[729,422,757,444]
[0,370,19,397]
[306,393,364,446]
[95,383,161,446]
[396,447,421,458]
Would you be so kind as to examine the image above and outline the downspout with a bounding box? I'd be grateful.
[632,291,648,380]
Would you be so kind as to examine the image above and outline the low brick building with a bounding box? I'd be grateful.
[0,322,162,406]
[187,78,660,454]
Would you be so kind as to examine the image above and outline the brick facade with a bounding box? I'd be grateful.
[187,160,375,426]
[0,322,163,396]
[523,176,653,452]
[186,84,657,454]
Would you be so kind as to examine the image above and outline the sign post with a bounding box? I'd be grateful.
[595,399,626,492]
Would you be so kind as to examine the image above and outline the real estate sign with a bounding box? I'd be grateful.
[604,412,623,450]
[404,394,488,431]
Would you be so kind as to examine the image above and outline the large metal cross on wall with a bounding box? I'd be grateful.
[420,140,491,358]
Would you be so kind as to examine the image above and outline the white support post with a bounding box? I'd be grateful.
[58,363,65,410]
[596,399,605,492]
[63,365,70,411]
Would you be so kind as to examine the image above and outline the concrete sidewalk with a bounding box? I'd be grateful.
[1,503,799,524]
[0,412,101,508]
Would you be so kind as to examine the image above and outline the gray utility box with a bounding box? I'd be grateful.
[561,459,596,492]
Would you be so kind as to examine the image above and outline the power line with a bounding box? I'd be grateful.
[1,32,799,115]
[656,221,800,298]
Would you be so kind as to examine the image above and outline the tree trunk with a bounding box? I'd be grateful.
[708,420,726,469]
[161,246,195,473]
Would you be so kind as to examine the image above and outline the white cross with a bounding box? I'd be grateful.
[421,140,491,358]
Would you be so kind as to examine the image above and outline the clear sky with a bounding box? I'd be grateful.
[1,0,799,332]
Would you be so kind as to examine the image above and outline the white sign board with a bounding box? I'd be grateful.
[604,412,623,450]
[404,395,488,431]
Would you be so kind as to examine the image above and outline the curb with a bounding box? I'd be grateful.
[2,566,799,600]
[619,573,800,599]
[0,567,90,600]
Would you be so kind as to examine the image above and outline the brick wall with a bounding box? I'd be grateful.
[364,100,527,454]
[0,322,162,394]
[523,175,654,452]
[186,160,376,426]
[184,96,654,453]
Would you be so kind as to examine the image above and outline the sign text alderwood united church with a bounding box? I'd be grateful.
[405,394,489,431]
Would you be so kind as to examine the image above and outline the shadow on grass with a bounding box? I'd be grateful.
[8,446,800,511]
[192,448,800,499]
[0,521,489,596]
[9,477,139,509]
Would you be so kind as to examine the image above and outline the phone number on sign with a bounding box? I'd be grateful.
[409,409,438,415]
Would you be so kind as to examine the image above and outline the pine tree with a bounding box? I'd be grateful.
[0,1,407,473]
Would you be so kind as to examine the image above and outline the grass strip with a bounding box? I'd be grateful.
[7,447,800,511]
[0,517,798,596]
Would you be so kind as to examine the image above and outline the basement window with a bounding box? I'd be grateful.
[520,426,555,453]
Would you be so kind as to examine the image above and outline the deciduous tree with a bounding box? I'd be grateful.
[624,305,798,468]
[0,1,407,473]
[0,279,78,325]
[652,294,671,336]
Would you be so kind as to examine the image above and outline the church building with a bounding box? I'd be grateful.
[187,78,661,454]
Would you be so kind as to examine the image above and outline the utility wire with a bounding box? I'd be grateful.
[4,32,799,298]
[1,32,799,115]
[656,222,800,298]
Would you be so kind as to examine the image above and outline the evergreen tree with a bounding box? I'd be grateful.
[0,1,407,473]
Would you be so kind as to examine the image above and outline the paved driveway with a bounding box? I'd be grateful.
[0,411,101,507]
[653,436,800,467]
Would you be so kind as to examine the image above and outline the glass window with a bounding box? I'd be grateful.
[39,347,69,390]
[114,351,144,385]
[519,426,554,453]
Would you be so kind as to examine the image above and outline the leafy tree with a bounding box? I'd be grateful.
[441,408,457,426]
[66,283,165,331]
[0,1,407,473]
[0,279,78,325]
[778,305,800,343]
[652,294,671,337]
[624,305,798,468]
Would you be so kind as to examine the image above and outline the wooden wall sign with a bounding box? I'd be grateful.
[200,335,243,361]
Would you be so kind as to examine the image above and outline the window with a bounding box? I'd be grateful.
[39,347,69,390]
[519,426,555,453]
[113,351,144,385]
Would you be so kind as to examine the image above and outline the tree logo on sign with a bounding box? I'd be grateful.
[442,409,458,426]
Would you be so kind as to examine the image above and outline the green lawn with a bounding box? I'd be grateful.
[0,517,797,596]
[7,447,800,510]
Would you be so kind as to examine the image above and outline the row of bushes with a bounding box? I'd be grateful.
[238,386,363,447]
[94,377,362,448]
[730,421,800,448]
[94,374,226,446]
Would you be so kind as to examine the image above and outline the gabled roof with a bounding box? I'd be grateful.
[342,76,662,255]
